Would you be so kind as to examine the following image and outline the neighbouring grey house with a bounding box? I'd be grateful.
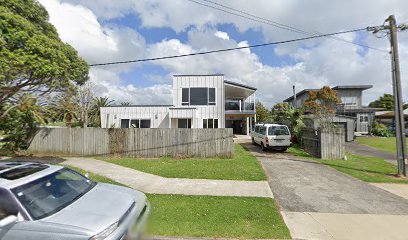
[283,85,381,141]
[100,74,257,135]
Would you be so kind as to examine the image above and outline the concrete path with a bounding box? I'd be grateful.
[63,157,273,198]
[243,143,408,240]
[346,141,396,164]
[371,183,408,200]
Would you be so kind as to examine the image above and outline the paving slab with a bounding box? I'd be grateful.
[371,183,408,200]
[63,157,273,198]
[282,211,408,240]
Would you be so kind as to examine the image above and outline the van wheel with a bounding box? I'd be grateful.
[261,142,266,151]
[278,147,288,152]
[252,138,256,145]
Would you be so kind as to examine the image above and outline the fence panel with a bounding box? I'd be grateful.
[28,128,233,158]
[301,127,345,160]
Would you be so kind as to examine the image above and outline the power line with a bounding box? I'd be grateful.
[187,0,388,53]
[90,28,366,67]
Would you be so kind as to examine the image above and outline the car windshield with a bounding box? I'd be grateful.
[11,168,96,220]
[268,126,290,136]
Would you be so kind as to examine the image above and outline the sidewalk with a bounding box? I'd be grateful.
[63,157,273,198]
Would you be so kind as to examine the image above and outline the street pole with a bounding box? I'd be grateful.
[388,15,407,176]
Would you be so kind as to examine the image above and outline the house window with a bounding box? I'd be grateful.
[182,88,189,106]
[122,119,151,128]
[181,88,216,106]
[203,118,218,128]
[121,119,130,128]
[178,119,191,128]
[360,116,369,123]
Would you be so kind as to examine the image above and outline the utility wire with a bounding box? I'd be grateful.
[90,28,366,66]
[187,0,388,53]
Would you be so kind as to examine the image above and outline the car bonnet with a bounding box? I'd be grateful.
[39,183,135,235]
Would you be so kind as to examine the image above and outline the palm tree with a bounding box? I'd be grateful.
[48,91,78,127]
[89,97,114,127]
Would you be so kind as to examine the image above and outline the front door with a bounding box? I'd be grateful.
[232,120,243,134]
[357,114,369,133]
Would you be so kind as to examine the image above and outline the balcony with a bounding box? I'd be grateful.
[225,99,255,115]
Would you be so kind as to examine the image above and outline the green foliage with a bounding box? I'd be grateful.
[89,97,113,127]
[270,102,305,141]
[370,121,392,137]
[304,86,340,128]
[255,101,271,123]
[369,94,394,110]
[0,101,39,150]
[0,0,89,105]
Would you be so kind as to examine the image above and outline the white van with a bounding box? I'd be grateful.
[251,124,291,151]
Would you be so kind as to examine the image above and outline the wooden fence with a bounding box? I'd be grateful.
[28,128,234,158]
[301,128,345,159]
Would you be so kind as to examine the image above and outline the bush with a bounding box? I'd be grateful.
[370,122,392,137]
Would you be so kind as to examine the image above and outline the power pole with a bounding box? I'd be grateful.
[388,15,407,176]
[368,15,407,176]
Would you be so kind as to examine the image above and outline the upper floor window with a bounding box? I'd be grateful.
[182,88,216,106]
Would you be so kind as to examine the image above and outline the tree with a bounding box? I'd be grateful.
[270,102,305,140]
[74,83,93,128]
[255,101,271,123]
[0,0,89,106]
[304,86,340,128]
[89,96,114,127]
[48,91,78,127]
[369,94,394,110]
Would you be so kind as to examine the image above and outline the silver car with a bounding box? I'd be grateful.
[0,161,150,240]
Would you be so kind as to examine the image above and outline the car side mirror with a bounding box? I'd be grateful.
[0,215,18,227]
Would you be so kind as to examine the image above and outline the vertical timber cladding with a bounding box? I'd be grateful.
[319,128,345,160]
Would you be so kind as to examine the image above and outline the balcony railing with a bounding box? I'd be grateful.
[225,99,255,113]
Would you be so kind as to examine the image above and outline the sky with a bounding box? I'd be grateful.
[37,0,408,107]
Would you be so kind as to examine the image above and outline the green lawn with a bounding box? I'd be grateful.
[288,145,408,184]
[355,137,407,153]
[98,144,266,181]
[147,194,290,239]
[63,165,290,239]
[61,165,127,187]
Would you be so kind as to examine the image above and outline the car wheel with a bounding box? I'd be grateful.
[261,142,266,151]
[252,137,256,145]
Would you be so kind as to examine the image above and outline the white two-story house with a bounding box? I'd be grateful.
[100,74,257,135]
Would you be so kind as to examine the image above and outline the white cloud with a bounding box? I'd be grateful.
[43,0,408,107]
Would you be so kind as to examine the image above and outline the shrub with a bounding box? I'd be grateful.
[371,122,392,137]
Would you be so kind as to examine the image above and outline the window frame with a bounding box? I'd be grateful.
[203,118,218,128]
[181,87,216,106]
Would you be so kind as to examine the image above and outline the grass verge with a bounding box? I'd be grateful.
[355,136,407,154]
[62,165,289,239]
[98,144,266,181]
[146,194,290,239]
[288,145,408,184]
[61,165,127,187]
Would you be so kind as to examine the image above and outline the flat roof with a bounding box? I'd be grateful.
[101,105,174,108]
[224,80,257,91]
[173,74,224,77]
[332,85,373,90]
[283,89,317,102]
[284,85,373,102]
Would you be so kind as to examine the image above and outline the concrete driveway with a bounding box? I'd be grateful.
[243,143,408,240]
[346,141,396,164]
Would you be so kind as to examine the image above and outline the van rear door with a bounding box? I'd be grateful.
[268,126,291,146]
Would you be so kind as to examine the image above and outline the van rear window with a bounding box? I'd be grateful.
[268,126,290,136]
